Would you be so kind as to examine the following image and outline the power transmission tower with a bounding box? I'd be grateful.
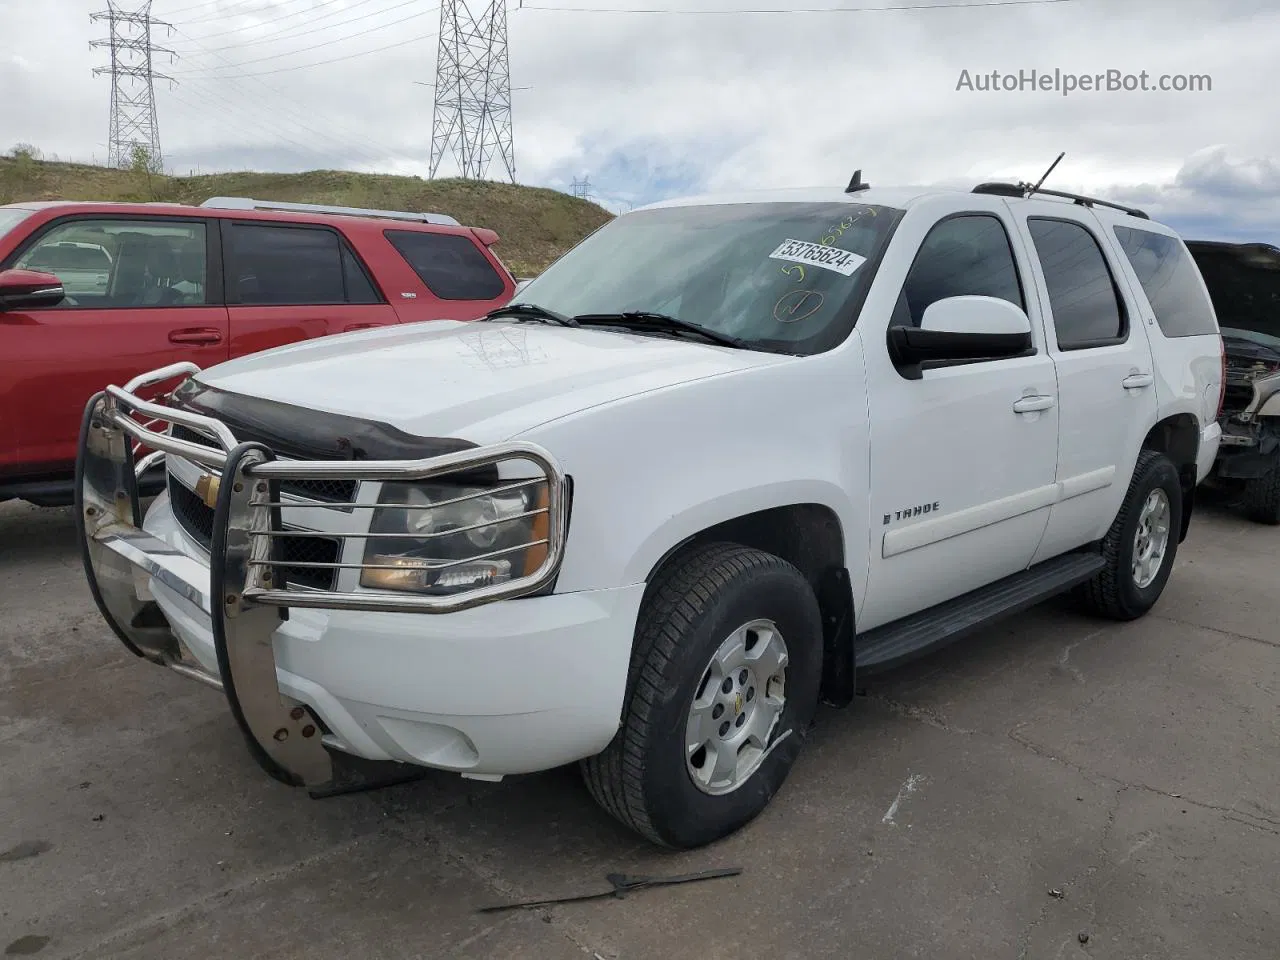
[429,0,516,183]
[570,176,591,199]
[90,1,172,171]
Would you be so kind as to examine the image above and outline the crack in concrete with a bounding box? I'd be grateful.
[1009,726,1280,837]
[1015,785,1126,960]
[1152,613,1280,651]
[862,694,978,735]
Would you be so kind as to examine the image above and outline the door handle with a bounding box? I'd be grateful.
[1012,395,1055,413]
[169,327,223,345]
[1122,373,1154,389]
[344,322,377,331]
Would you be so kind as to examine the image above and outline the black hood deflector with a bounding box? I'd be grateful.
[170,379,498,485]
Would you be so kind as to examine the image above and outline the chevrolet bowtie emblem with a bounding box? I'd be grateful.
[734,692,744,716]
[194,473,221,509]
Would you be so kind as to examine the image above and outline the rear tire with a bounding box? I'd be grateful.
[1242,463,1280,525]
[1076,449,1182,621]
[581,542,823,849]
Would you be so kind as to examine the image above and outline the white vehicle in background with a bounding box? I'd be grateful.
[76,169,1223,849]
[21,240,112,297]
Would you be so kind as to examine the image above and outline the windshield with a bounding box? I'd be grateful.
[514,201,901,355]
[0,208,33,243]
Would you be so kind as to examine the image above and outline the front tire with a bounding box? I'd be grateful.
[581,542,823,849]
[1076,449,1183,621]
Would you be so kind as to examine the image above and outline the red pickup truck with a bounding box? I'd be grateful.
[0,196,518,506]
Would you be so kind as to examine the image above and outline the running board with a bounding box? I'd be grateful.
[855,552,1105,674]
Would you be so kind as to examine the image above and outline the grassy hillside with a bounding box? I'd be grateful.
[0,151,613,276]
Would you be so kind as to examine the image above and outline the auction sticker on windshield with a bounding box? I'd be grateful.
[768,239,867,277]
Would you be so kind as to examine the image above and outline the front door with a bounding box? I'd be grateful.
[220,219,400,357]
[1009,204,1160,563]
[859,200,1061,631]
[1,215,229,476]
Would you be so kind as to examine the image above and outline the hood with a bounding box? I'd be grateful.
[1188,240,1280,352]
[185,319,788,446]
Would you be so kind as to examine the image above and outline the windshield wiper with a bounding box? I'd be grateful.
[482,302,578,327]
[572,311,748,349]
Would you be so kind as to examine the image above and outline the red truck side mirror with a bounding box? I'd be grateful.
[0,268,65,311]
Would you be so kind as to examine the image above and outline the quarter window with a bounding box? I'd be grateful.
[225,222,381,306]
[385,230,507,301]
[897,214,1024,326]
[1113,226,1218,337]
[1027,218,1126,348]
[11,218,208,308]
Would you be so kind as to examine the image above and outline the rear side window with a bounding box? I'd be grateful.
[1113,226,1218,337]
[385,230,506,300]
[897,214,1024,326]
[1027,218,1126,348]
[226,222,382,306]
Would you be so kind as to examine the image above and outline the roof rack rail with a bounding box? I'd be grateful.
[198,196,460,226]
[972,182,1149,220]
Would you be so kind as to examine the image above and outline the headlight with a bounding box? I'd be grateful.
[359,479,551,595]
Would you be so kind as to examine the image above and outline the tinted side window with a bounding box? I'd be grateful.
[899,214,1024,326]
[385,230,506,301]
[1027,218,1125,348]
[341,244,381,304]
[227,223,347,305]
[11,218,208,309]
[1113,226,1217,337]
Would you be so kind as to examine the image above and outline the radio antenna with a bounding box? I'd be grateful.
[1025,151,1065,195]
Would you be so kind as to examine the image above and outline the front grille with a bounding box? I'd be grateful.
[167,473,341,592]
[168,473,215,549]
[169,425,357,507]
[274,536,341,591]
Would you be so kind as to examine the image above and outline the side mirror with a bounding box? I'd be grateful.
[0,268,65,312]
[888,295,1032,375]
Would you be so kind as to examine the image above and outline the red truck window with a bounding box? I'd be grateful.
[12,219,208,308]
[225,221,382,306]
[384,229,506,300]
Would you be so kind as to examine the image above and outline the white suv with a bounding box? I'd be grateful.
[76,174,1224,849]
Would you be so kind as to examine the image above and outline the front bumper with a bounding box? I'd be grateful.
[144,493,642,775]
[76,363,636,789]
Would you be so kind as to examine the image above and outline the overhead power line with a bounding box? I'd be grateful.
[173,8,432,73]
[515,0,1075,11]
[173,30,437,79]
[165,24,428,168]
[180,0,349,28]
[174,0,424,55]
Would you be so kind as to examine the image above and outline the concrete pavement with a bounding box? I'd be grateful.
[2,495,1276,959]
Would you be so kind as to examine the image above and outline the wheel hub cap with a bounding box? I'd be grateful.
[1132,488,1171,589]
[684,618,789,796]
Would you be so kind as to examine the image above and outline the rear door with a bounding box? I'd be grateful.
[0,214,228,476]
[1010,203,1160,563]
[220,219,399,356]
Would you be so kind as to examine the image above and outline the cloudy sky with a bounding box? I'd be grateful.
[1,0,1276,241]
